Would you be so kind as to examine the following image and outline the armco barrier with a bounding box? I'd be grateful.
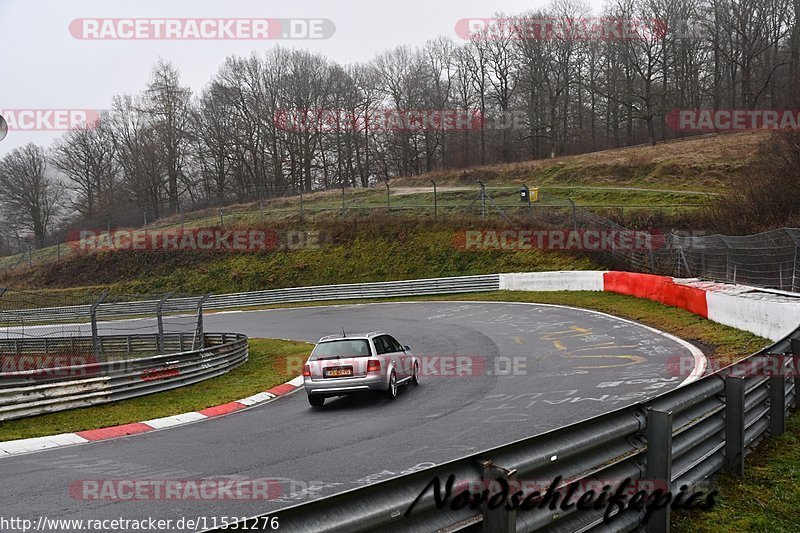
[0,332,247,420]
[0,275,500,324]
[213,271,800,533]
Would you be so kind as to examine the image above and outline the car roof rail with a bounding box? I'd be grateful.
[318,334,345,342]
[318,332,378,342]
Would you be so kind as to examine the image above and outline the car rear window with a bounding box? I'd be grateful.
[310,339,371,359]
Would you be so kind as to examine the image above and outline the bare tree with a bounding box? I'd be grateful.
[50,112,116,218]
[0,143,62,246]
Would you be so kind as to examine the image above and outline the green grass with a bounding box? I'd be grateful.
[673,411,800,532]
[0,186,707,272]
[0,338,312,442]
[1,230,601,292]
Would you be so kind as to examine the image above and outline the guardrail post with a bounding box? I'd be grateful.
[90,290,108,360]
[645,408,673,533]
[156,293,172,354]
[192,294,212,350]
[724,376,745,476]
[477,459,517,533]
[792,339,800,409]
[768,354,786,436]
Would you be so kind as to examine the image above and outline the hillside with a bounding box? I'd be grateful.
[393,131,764,191]
[0,132,765,293]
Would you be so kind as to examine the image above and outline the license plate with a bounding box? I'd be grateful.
[324,367,353,378]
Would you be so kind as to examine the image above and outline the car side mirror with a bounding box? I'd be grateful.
[403,345,410,351]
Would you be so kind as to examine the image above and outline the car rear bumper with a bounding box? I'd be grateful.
[304,374,388,396]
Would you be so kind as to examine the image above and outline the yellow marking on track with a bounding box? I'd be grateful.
[540,326,594,341]
[553,340,566,350]
[558,348,647,368]
[567,354,648,368]
[512,336,525,345]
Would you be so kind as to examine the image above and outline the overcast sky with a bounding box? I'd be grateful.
[0,0,604,155]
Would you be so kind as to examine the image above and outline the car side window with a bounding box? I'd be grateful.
[387,336,403,352]
[373,336,389,355]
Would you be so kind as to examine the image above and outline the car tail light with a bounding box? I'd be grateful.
[302,364,311,377]
[367,359,381,373]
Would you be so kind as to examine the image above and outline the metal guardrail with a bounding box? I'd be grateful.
[239,331,799,532]
[0,275,501,324]
[204,274,500,309]
[0,332,248,421]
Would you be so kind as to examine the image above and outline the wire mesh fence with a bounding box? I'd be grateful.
[0,183,706,272]
[569,206,800,292]
[0,289,210,371]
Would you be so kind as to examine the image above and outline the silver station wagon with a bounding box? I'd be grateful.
[302,331,419,407]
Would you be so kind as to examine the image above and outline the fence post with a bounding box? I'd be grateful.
[90,290,109,360]
[477,459,517,533]
[479,181,487,219]
[523,183,533,223]
[341,184,346,213]
[260,201,264,224]
[219,208,224,227]
[724,375,745,475]
[645,408,673,533]
[768,354,787,436]
[791,339,800,409]
[156,293,173,354]
[430,179,437,222]
[192,294,212,350]
[300,191,304,222]
[567,198,577,231]
[720,237,731,283]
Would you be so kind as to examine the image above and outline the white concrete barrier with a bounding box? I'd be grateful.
[706,290,800,341]
[499,271,606,292]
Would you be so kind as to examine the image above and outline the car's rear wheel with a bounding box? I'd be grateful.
[385,371,398,400]
[308,395,324,407]
[411,362,419,386]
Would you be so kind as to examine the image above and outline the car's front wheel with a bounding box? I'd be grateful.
[385,371,398,400]
[308,395,324,408]
[411,362,419,386]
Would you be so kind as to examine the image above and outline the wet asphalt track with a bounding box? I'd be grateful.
[0,301,701,530]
